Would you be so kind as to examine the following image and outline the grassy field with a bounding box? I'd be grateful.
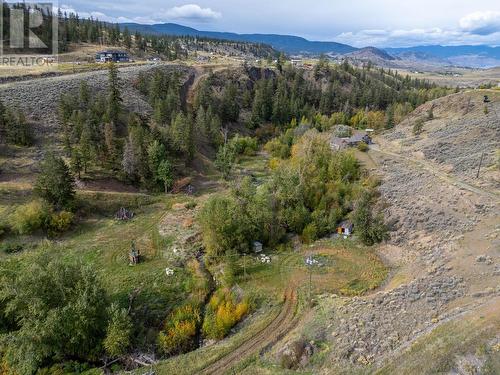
[0,186,201,348]
[0,148,389,372]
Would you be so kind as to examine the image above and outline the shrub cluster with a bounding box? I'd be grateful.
[157,304,201,355]
[228,135,259,156]
[8,200,74,237]
[202,289,250,340]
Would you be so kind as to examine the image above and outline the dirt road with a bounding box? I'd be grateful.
[199,288,298,375]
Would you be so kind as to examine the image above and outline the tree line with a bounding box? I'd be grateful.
[1,3,274,59]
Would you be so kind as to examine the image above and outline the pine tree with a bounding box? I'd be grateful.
[123,27,132,49]
[4,110,33,146]
[385,105,395,129]
[272,77,290,125]
[169,112,187,153]
[147,140,167,186]
[79,81,90,110]
[122,137,138,181]
[104,122,118,168]
[34,153,75,209]
[209,113,222,146]
[79,124,93,173]
[220,83,239,123]
[196,106,207,136]
[185,114,196,163]
[70,147,83,179]
[107,62,121,124]
[153,99,169,126]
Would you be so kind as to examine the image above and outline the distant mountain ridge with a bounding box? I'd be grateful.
[385,45,500,69]
[120,22,357,55]
[384,45,500,59]
[120,22,500,68]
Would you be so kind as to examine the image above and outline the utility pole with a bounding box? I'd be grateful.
[308,265,312,305]
[243,253,247,278]
[305,253,313,306]
[477,152,485,179]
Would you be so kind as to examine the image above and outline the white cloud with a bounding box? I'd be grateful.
[459,11,500,35]
[335,25,500,48]
[58,3,221,24]
[162,4,221,22]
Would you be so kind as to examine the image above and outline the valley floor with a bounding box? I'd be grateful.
[1,63,498,374]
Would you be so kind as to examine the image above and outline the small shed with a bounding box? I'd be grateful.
[253,241,263,253]
[129,241,141,265]
[116,207,134,221]
[337,221,354,236]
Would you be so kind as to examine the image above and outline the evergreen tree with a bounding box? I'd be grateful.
[169,112,188,153]
[104,122,118,168]
[196,106,207,136]
[122,27,132,49]
[122,137,138,181]
[79,123,94,173]
[147,140,167,187]
[220,82,239,123]
[272,77,290,125]
[79,80,90,110]
[70,147,83,179]
[107,62,121,124]
[34,153,76,209]
[0,254,108,373]
[185,114,196,163]
[385,105,395,129]
[4,110,33,146]
[209,113,222,146]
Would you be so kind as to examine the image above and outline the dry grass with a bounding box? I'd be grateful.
[376,299,500,375]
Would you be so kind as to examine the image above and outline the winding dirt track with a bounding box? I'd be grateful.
[199,289,298,375]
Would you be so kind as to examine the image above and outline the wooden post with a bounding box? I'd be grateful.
[243,253,247,278]
[477,152,485,179]
[308,266,312,305]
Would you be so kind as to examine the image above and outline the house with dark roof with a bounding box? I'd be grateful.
[96,50,130,63]
[347,132,372,146]
[330,131,372,151]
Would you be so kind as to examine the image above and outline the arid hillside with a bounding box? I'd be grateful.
[0,64,193,138]
[383,89,499,190]
[253,90,500,374]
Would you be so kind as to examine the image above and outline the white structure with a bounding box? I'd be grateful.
[165,268,174,276]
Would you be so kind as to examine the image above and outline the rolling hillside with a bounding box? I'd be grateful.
[120,22,358,55]
[120,23,500,68]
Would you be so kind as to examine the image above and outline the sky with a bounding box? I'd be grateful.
[55,1,500,47]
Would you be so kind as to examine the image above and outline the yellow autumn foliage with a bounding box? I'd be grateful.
[202,289,250,340]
